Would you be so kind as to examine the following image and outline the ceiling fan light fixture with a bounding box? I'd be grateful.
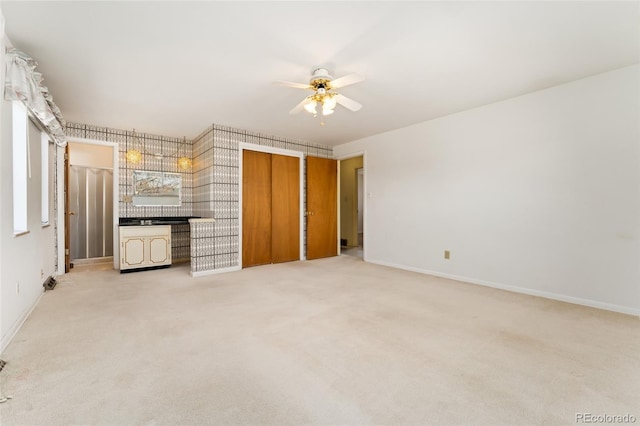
[304,99,317,115]
[281,66,364,116]
[323,95,337,110]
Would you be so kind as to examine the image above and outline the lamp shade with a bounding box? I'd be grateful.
[304,99,317,114]
[323,95,337,110]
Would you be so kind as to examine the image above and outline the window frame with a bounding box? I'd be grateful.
[12,101,29,236]
[41,131,51,227]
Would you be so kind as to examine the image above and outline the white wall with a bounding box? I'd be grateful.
[1,103,57,352]
[0,11,58,351]
[68,141,113,169]
[335,65,640,315]
[0,8,5,351]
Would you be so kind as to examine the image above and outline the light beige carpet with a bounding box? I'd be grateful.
[0,255,638,425]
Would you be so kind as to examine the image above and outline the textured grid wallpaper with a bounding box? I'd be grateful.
[191,123,333,273]
[65,122,194,219]
[65,121,334,272]
[65,122,194,260]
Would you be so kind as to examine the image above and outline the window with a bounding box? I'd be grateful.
[12,101,28,235]
[41,131,50,226]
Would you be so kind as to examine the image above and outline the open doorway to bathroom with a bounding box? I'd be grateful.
[65,141,116,272]
[339,155,363,259]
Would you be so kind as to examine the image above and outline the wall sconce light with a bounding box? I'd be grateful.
[177,156,192,170]
[126,149,142,164]
[126,129,143,165]
[177,136,192,170]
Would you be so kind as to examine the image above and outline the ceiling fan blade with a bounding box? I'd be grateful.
[289,96,310,114]
[330,73,365,89]
[274,80,311,90]
[334,94,362,112]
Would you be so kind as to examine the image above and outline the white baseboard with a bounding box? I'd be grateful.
[367,259,640,318]
[0,290,45,354]
[190,265,241,277]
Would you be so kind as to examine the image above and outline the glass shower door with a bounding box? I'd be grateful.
[69,166,113,261]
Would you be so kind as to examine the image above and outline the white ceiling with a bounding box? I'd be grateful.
[2,1,638,147]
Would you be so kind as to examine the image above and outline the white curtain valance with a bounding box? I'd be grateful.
[4,48,66,146]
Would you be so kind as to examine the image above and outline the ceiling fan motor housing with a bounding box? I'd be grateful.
[310,68,333,90]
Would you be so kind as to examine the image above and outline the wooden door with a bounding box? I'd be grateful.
[271,154,300,263]
[243,150,301,267]
[242,150,272,267]
[306,156,338,259]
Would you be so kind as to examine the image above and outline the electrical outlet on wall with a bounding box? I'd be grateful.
[444,250,451,260]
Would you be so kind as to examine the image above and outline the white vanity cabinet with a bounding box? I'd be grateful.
[119,225,172,271]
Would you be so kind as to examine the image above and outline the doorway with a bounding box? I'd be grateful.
[357,167,364,247]
[339,155,364,259]
[65,141,117,272]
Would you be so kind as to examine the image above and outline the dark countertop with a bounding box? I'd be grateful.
[119,216,201,226]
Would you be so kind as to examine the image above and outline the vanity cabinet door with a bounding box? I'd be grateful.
[121,237,145,268]
[120,226,172,271]
[148,235,171,265]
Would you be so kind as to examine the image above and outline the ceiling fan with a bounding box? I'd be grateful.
[276,67,364,117]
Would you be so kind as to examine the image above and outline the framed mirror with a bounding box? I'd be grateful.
[132,170,182,206]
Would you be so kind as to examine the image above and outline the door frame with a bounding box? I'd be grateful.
[238,143,304,268]
[336,152,366,261]
[356,167,364,236]
[58,137,119,273]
